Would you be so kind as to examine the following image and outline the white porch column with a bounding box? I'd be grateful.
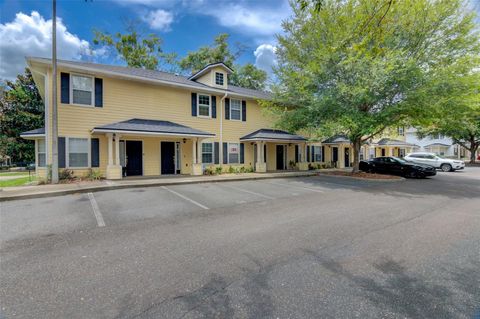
[192,139,197,164]
[107,133,113,166]
[256,142,261,163]
[197,138,202,164]
[106,133,122,180]
[114,134,121,165]
[256,141,267,173]
[191,138,203,175]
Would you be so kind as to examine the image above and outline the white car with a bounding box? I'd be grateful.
[404,152,465,172]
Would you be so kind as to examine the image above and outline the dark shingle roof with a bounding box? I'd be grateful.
[28,57,272,100]
[93,119,215,137]
[240,129,306,141]
[376,138,414,146]
[322,134,350,144]
[20,127,45,136]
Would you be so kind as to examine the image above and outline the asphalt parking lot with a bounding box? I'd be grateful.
[1,168,479,318]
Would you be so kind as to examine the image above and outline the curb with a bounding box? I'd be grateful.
[316,173,405,182]
[0,172,317,202]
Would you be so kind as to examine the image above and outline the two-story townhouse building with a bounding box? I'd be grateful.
[21,57,314,179]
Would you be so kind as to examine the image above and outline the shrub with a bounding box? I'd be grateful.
[59,169,75,181]
[215,166,223,174]
[204,166,215,175]
[84,169,103,181]
[228,166,235,174]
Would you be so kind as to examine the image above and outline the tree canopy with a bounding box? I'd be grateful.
[266,0,480,171]
[0,68,44,164]
[93,25,176,71]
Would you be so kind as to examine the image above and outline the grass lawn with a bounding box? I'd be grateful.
[0,176,37,187]
[0,171,31,177]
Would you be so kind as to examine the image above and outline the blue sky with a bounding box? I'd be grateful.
[0,0,289,80]
[0,0,479,80]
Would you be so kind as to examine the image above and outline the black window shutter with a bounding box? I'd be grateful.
[214,142,219,164]
[212,96,217,118]
[223,143,228,164]
[91,138,100,167]
[58,137,66,168]
[241,100,246,122]
[306,145,310,162]
[295,145,299,162]
[264,144,267,163]
[311,146,315,162]
[60,73,70,104]
[94,78,103,107]
[240,143,245,164]
[321,146,325,162]
[225,98,230,120]
[191,93,197,116]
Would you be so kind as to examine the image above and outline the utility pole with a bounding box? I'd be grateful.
[51,0,59,183]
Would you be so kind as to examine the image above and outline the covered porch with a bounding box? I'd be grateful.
[372,138,416,158]
[92,119,215,179]
[240,129,308,172]
[322,134,353,168]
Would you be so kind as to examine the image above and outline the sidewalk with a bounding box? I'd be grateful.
[0,171,324,202]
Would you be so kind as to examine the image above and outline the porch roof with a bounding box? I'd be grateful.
[424,142,451,148]
[376,138,414,147]
[20,127,45,139]
[92,118,215,138]
[322,134,350,144]
[239,129,306,142]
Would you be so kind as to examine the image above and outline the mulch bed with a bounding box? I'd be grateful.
[319,171,402,180]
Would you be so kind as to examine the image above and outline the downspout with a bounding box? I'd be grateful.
[220,91,228,166]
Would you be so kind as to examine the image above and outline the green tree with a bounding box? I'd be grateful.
[416,73,480,163]
[229,63,268,90]
[0,68,44,164]
[93,25,176,71]
[266,0,480,172]
[179,33,267,90]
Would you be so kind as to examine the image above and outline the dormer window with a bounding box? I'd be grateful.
[215,72,224,86]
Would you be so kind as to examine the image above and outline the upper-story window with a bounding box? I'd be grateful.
[397,126,404,136]
[215,72,224,86]
[197,94,211,117]
[230,99,241,120]
[72,74,94,106]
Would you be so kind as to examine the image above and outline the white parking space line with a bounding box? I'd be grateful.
[161,186,209,210]
[88,192,106,227]
[264,180,325,193]
[221,183,275,200]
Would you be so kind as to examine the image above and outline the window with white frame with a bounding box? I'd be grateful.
[198,94,211,117]
[397,126,404,136]
[215,72,224,86]
[313,146,322,162]
[230,99,241,120]
[38,139,46,167]
[202,142,213,163]
[72,74,94,106]
[68,138,89,167]
[228,143,239,163]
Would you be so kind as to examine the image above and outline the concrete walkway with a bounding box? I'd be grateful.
[0,171,324,201]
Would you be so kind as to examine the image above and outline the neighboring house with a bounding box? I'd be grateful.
[21,57,315,179]
[405,127,458,157]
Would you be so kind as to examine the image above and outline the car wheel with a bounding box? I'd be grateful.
[441,164,452,172]
[406,171,417,178]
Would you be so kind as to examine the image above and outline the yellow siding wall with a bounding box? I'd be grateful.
[45,68,278,176]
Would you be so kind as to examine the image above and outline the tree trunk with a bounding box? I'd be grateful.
[469,139,478,164]
[352,138,362,173]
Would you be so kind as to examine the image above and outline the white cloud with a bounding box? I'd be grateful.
[201,2,291,38]
[0,11,99,80]
[254,44,277,75]
[142,9,174,31]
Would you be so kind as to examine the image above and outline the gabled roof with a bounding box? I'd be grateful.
[240,129,306,142]
[376,138,414,146]
[424,142,451,147]
[27,57,271,100]
[188,62,234,80]
[20,127,45,138]
[92,118,215,138]
[322,134,351,144]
